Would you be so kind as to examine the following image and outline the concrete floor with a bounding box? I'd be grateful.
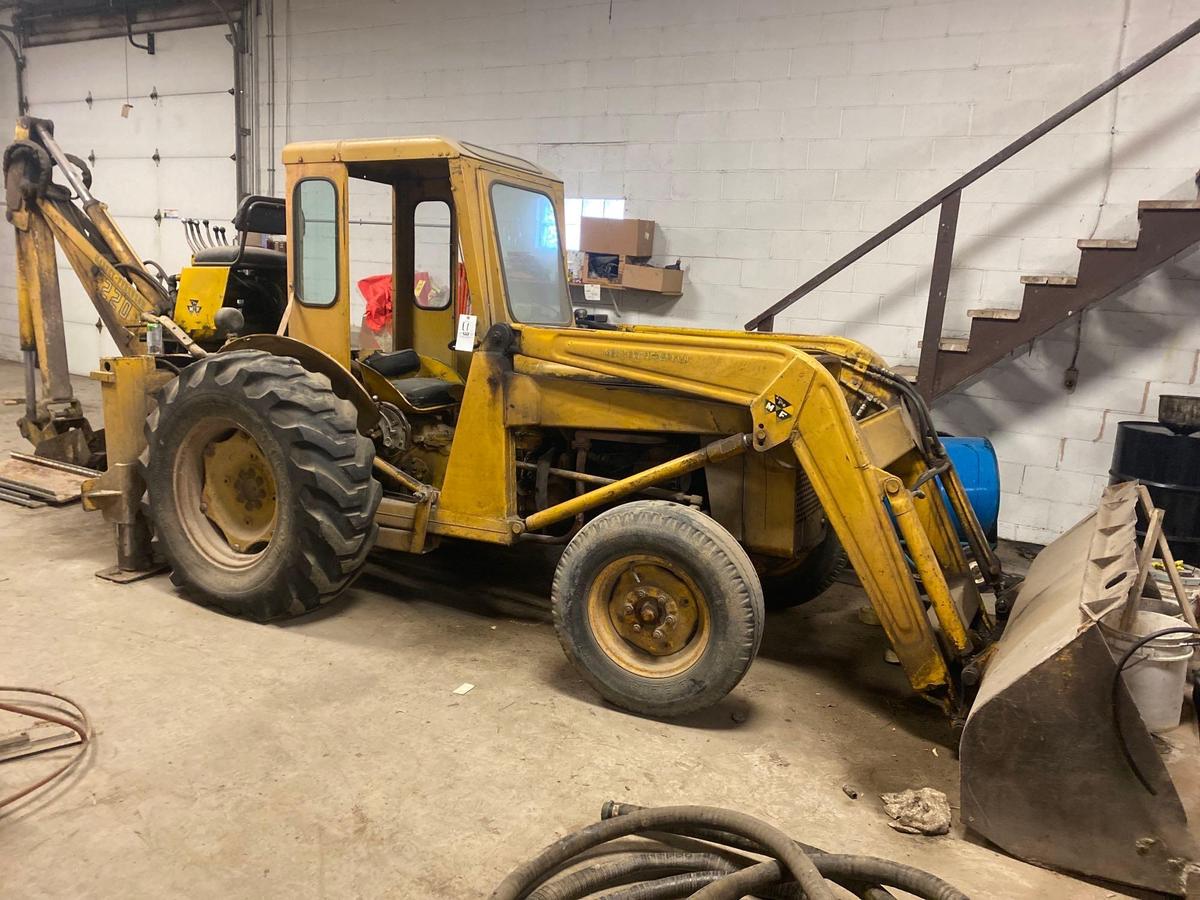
[0,359,1176,898]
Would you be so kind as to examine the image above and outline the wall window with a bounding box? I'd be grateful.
[294,179,339,306]
[564,197,625,251]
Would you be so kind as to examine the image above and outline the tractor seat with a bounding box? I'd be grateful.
[360,349,461,411]
[193,245,286,269]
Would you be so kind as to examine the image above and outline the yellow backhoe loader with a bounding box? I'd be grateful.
[5,117,1196,894]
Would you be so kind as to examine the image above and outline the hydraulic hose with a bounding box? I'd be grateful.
[527,852,737,900]
[489,805,831,900]
[490,802,970,900]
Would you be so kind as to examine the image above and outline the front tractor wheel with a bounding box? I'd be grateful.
[551,501,764,718]
[143,350,382,622]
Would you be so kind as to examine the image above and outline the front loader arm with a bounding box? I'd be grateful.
[514,325,987,707]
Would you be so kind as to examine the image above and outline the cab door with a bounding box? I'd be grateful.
[392,176,458,368]
[473,166,572,333]
[286,164,351,366]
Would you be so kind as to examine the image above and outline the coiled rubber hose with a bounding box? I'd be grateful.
[490,802,970,900]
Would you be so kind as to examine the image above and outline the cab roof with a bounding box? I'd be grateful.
[280,135,556,178]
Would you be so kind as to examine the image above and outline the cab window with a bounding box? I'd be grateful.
[294,178,338,306]
[490,183,570,325]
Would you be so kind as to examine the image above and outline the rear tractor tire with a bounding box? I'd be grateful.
[142,350,382,622]
[551,500,765,718]
[760,529,849,611]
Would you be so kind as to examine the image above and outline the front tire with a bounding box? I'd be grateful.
[142,350,381,621]
[551,500,764,718]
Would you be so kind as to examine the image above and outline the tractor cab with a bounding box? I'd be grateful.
[280,137,573,383]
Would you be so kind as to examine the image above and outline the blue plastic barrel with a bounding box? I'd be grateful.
[939,436,1001,543]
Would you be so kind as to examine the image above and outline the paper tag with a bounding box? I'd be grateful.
[583,283,601,302]
[454,314,478,352]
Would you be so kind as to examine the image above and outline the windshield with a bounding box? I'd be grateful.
[490,182,571,325]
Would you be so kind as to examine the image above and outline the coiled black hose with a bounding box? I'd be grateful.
[490,802,969,900]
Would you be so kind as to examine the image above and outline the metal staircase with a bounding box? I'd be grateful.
[928,201,1200,396]
[746,18,1200,401]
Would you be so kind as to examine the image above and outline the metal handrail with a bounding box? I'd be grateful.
[745,16,1200,393]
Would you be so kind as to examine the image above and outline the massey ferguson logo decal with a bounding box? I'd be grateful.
[764,394,792,420]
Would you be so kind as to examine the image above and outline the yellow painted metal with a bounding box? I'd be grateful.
[780,380,951,693]
[523,434,750,533]
[12,196,74,399]
[284,161,351,366]
[586,555,710,675]
[505,371,748,434]
[173,266,231,340]
[858,407,921,470]
[887,477,972,656]
[39,200,150,353]
[82,355,159,518]
[201,429,278,553]
[281,135,551,176]
[435,347,516,524]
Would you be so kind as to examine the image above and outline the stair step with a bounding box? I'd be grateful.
[968,307,1021,320]
[1077,238,1137,250]
[1020,274,1077,286]
[1138,199,1200,211]
[918,337,970,353]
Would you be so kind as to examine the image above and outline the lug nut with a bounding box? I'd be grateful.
[622,603,635,616]
[632,624,642,633]
[635,589,646,599]
[664,615,676,626]
[652,628,665,640]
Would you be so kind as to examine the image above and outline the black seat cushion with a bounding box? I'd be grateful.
[390,377,459,410]
[361,349,421,378]
[193,246,286,268]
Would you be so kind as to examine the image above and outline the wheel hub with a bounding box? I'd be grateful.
[200,429,276,553]
[608,565,698,656]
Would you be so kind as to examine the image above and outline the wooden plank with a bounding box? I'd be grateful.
[1136,484,1200,631]
[1119,505,1164,633]
[1077,239,1137,250]
[1019,274,1077,286]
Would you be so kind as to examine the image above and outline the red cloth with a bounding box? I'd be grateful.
[358,274,393,333]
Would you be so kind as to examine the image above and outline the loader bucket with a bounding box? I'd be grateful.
[960,482,1198,895]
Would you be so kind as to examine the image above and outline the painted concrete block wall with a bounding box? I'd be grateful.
[258,0,1200,546]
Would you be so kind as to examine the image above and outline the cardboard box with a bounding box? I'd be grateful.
[580,217,655,256]
[622,263,683,294]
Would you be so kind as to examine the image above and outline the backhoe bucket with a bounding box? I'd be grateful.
[960,482,1198,895]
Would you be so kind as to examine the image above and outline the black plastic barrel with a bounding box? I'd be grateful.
[1111,420,1200,564]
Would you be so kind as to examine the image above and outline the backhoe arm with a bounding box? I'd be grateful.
[4,117,170,463]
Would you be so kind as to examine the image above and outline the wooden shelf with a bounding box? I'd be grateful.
[567,281,682,297]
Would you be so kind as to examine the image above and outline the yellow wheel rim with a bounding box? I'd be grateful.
[173,417,277,568]
[585,554,710,678]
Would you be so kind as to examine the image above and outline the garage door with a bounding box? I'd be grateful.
[23,25,236,374]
